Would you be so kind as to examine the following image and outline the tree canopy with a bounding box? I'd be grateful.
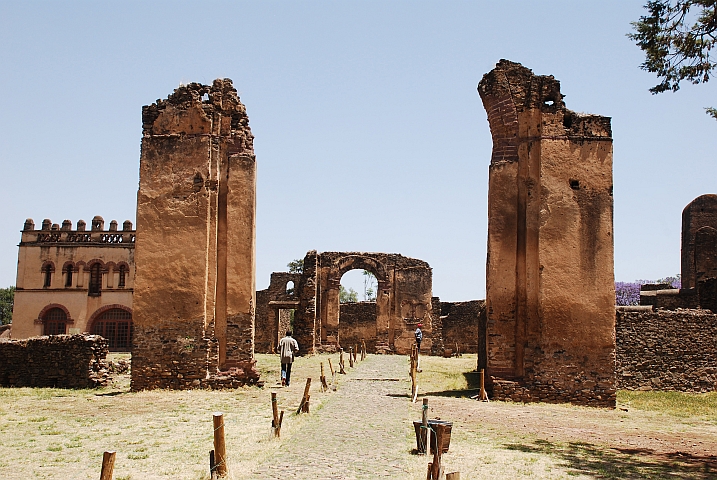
[339,285,358,303]
[0,286,14,325]
[629,0,717,118]
[287,258,304,274]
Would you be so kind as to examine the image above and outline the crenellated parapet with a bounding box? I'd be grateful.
[20,218,135,246]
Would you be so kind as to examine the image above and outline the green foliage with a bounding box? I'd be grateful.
[629,0,717,117]
[287,258,304,274]
[339,285,358,303]
[362,270,377,301]
[0,286,14,325]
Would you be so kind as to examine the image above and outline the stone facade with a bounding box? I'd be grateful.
[616,309,717,392]
[131,79,259,390]
[479,60,616,407]
[336,302,378,352]
[255,272,301,353]
[11,217,134,351]
[437,300,485,359]
[682,194,717,290]
[292,251,434,355]
[0,334,110,388]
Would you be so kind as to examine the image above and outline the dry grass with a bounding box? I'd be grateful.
[0,353,335,480]
[1,353,716,479]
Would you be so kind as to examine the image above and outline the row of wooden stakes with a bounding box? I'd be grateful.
[97,412,231,480]
[271,341,368,438]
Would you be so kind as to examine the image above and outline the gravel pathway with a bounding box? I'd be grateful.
[251,355,420,479]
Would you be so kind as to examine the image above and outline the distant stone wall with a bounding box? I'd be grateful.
[339,302,377,352]
[0,334,109,388]
[440,300,484,355]
[616,309,717,392]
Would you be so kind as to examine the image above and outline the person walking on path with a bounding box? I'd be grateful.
[415,323,423,353]
[277,331,299,386]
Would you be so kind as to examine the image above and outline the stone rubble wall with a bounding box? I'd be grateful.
[0,334,109,388]
[616,309,717,392]
[338,302,377,352]
[439,300,484,355]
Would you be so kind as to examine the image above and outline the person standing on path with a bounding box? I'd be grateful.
[277,331,299,386]
[415,323,423,353]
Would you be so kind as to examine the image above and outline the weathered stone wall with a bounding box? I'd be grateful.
[255,272,301,353]
[338,302,377,351]
[0,334,109,388]
[132,79,259,390]
[479,60,615,407]
[439,300,484,355]
[293,251,434,355]
[616,309,717,392]
[682,194,717,290]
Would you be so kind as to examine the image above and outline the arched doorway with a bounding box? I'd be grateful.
[90,307,133,351]
[338,269,377,351]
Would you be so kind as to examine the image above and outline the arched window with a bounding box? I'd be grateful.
[43,264,52,288]
[118,265,126,288]
[89,263,102,296]
[92,308,132,351]
[43,307,67,335]
[64,264,73,288]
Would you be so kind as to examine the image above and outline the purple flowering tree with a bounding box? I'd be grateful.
[614,275,681,306]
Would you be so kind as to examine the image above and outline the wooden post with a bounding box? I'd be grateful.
[362,340,367,360]
[479,369,489,402]
[209,450,216,479]
[410,344,418,402]
[320,362,328,391]
[328,358,335,384]
[349,347,354,368]
[339,349,346,374]
[446,472,460,480]
[354,344,359,363]
[213,412,228,477]
[296,378,312,414]
[426,463,433,480]
[271,392,283,437]
[420,397,428,454]
[99,451,116,480]
[431,424,447,480]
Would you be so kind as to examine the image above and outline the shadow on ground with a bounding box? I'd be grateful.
[504,439,717,479]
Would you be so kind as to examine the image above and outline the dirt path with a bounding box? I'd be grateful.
[251,355,418,479]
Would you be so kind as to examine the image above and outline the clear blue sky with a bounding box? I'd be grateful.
[1,1,716,301]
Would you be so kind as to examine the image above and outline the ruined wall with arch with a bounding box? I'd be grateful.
[292,250,435,355]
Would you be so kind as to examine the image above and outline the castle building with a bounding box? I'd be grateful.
[11,216,135,351]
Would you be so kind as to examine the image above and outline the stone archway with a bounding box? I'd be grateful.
[293,251,434,354]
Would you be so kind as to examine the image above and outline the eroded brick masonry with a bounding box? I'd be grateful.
[131,80,259,390]
[479,60,616,407]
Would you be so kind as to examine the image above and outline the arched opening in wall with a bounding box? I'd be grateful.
[338,269,377,350]
[91,308,133,351]
[286,281,295,295]
[278,308,295,344]
[118,265,127,288]
[43,307,67,335]
[64,264,73,288]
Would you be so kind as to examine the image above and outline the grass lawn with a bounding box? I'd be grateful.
[0,353,715,479]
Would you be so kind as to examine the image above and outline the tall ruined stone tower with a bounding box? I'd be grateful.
[131,79,259,390]
[478,60,615,406]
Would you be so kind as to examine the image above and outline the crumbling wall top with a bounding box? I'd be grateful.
[141,78,253,153]
[478,59,612,156]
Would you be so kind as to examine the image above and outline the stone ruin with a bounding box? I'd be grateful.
[640,194,717,311]
[255,263,486,358]
[131,79,260,390]
[479,60,616,406]
[0,334,110,388]
[260,251,436,355]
